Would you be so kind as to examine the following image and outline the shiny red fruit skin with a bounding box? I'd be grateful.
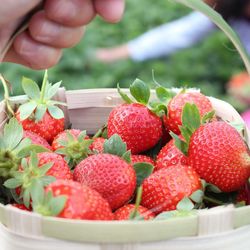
[107,103,162,154]
[23,131,52,150]
[52,129,82,151]
[114,204,155,220]
[188,121,250,192]
[131,155,155,166]
[141,164,201,214]
[89,137,105,153]
[16,111,64,143]
[73,154,136,210]
[36,152,73,180]
[164,92,213,134]
[155,138,188,172]
[46,180,114,220]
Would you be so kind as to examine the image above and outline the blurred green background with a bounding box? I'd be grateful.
[0,0,246,109]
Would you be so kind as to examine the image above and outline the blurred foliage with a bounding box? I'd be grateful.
[0,0,246,108]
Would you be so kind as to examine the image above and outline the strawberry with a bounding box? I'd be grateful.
[163,92,214,134]
[15,70,66,143]
[114,204,155,220]
[236,183,250,205]
[73,154,136,210]
[107,79,163,154]
[4,152,72,208]
[23,131,52,150]
[141,164,201,214]
[188,121,250,192]
[52,129,92,168]
[131,155,155,166]
[12,203,31,211]
[36,152,72,181]
[44,180,114,220]
[155,138,188,172]
[89,137,105,154]
[108,103,162,154]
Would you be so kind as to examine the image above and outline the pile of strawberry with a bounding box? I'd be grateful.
[0,71,250,221]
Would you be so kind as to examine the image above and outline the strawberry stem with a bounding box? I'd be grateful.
[40,70,48,104]
[130,186,143,219]
[203,195,225,206]
[0,74,14,116]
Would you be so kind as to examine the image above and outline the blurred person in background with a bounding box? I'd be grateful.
[95,0,250,63]
[0,0,125,70]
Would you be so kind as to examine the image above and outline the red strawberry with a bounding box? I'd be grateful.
[16,71,65,143]
[131,155,155,166]
[23,131,52,150]
[188,121,250,192]
[52,129,83,151]
[37,152,72,180]
[73,154,136,210]
[114,204,155,220]
[16,111,64,143]
[46,180,114,220]
[89,137,105,153]
[11,203,31,211]
[141,164,201,214]
[107,103,162,154]
[155,138,188,172]
[163,92,214,134]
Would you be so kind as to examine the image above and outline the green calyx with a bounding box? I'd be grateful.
[118,78,176,117]
[4,151,56,208]
[18,70,66,122]
[33,190,67,217]
[170,103,215,156]
[55,131,93,168]
[0,118,50,179]
[103,134,131,163]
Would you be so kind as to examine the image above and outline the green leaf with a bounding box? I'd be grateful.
[17,145,50,158]
[22,77,40,100]
[19,101,37,120]
[182,103,201,133]
[30,179,45,205]
[3,118,23,150]
[78,131,87,142]
[117,83,133,104]
[201,110,216,124]
[13,138,31,155]
[206,183,222,193]
[156,86,172,103]
[35,104,47,121]
[170,131,188,156]
[190,190,204,203]
[40,176,56,186]
[129,79,150,105]
[154,211,178,220]
[30,151,38,168]
[49,195,67,216]
[48,105,64,119]
[174,0,250,74]
[122,150,131,163]
[133,163,154,187]
[103,134,127,157]
[46,81,62,99]
[149,102,167,117]
[37,162,54,176]
[177,197,194,212]
[4,178,23,189]
[23,189,31,208]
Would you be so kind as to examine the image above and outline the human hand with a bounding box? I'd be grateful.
[0,0,125,69]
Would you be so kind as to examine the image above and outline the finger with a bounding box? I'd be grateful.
[0,0,41,26]
[44,0,95,27]
[94,0,125,23]
[29,11,85,48]
[5,31,62,69]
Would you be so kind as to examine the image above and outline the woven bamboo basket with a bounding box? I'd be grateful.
[0,88,250,250]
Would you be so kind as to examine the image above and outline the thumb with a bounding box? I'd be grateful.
[0,0,42,27]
